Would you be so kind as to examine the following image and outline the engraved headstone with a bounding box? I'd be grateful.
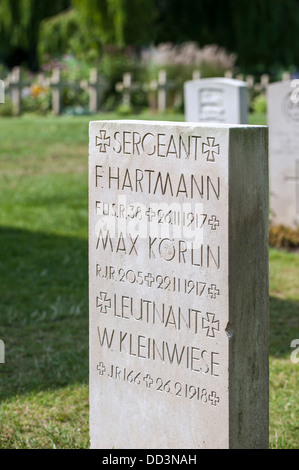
[184,78,248,124]
[89,120,269,449]
[268,80,299,228]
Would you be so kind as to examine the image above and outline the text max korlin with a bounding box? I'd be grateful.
[96,230,220,269]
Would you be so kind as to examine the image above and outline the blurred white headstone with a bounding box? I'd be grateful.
[268,80,299,228]
[184,78,248,124]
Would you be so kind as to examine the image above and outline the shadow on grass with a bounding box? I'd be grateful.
[269,295,299,359]
[0,226,88,401]
[0,227,298,402]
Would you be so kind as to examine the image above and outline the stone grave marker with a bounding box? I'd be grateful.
[116,73,140,108]
[81,69,108,113]
[87,69,107,113]
[10,67,22,115]
[147,70,176,112]
[50,68,63,116]
[5,66,30,115]
[0,339,5,364]
[0,79,4,103]
[184,78,248,124]
[89,120,269,449]
[268,80,299,228]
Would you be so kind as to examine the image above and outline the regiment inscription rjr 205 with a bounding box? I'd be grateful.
[89,120,269,449]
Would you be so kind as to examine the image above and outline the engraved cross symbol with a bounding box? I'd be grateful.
[146,207,156,222]
[96,292,111,313]
[97,362,106,375]
[208,284,220,299]
[202,313,219,338]
[96,130,111,152]
[208,215,220,230]
[285,160,299,214]
[144,273,155,287]
[202,137,220,162]
[209,391,220,406]
[143,374,154,388]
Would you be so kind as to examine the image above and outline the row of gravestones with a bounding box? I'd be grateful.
[2,66,286,117]
[0,76,296,449]
[4,67,106,116]
[3,67,200,116]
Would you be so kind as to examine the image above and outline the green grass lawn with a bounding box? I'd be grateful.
[0,111,298,449]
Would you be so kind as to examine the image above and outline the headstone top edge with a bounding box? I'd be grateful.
[268,80,292,89]
[89,119,266,129]
[184,77,248,87]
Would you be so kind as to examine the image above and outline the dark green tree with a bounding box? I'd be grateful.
[0,0,71,70]
[72,0,156,47]
[2,0,298,74]
[229,0,299,73]
[39,8,101,62]
[153,0,299,74]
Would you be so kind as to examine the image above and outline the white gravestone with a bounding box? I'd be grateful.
[0,79,4,103]
[89,120,269,449]
[268,80,299,228]
[184,78,248,124]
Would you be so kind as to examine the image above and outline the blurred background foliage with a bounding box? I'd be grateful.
[0,0,298,76]
[0,0,298,117]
